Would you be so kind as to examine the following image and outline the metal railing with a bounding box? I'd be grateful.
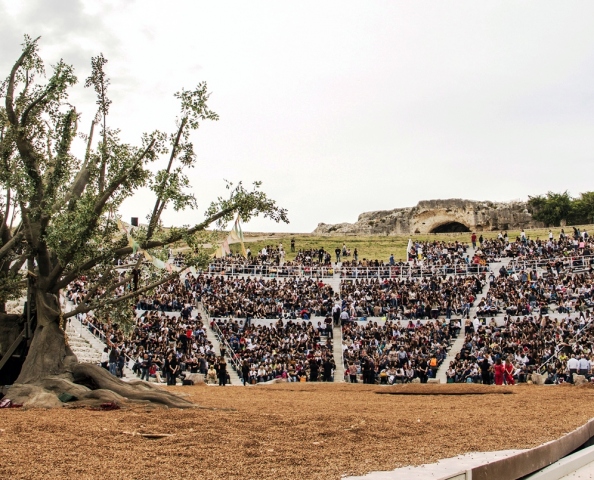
[199,304,243,377]
[75,317,136,369]
[507,255,594,274]
[537,318,594,374]
[205,263,335,278]
[340,263,489,279]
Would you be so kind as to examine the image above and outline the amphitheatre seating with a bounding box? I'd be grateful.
[341,319,454,384]
[190,275,337,319]
[211,317,337,384]
[444,313,594,385]
[339,275,485,320]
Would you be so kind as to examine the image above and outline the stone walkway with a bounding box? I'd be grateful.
[345,449,526,479]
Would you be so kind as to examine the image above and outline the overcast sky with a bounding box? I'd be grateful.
[2,1,594,232]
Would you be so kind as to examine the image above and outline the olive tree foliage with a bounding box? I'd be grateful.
[0,36,288,335]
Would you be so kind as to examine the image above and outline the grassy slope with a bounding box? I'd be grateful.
[231,225,594,262]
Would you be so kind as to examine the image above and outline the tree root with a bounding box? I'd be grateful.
[71,363,196,409]
[5,364,197,409]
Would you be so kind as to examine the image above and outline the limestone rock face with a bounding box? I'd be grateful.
[313,198,540,235]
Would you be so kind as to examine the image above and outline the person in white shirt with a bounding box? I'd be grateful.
[567,354,580,383]
[578,355,590,377]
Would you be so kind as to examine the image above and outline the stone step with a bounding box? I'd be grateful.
[333,324,345,382]
[198,303,243,386]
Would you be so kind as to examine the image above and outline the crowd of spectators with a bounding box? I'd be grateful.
[212,318,337,384]
[340,275,485,320]
[479,270,594,317]
[444,312,594,385]
[504,228,593,270]
[341,319,457,384]
[192,275,336,319]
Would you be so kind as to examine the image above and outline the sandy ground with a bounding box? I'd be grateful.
[1,383,594,480]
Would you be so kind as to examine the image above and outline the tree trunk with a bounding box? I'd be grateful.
[4,289,195,409]
[15,290,76,384]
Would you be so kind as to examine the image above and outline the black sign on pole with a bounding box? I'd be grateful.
[131,217,139,227]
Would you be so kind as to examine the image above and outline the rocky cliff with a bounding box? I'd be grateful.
[313,199,540,235]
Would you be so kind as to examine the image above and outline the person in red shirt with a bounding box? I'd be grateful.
[493,358,505,385]
[504,358,515,385]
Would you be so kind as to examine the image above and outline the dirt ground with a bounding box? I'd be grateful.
[1,382,594,480]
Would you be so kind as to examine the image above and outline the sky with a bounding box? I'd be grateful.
[2,1,594,233]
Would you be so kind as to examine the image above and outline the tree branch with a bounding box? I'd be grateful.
[63,270,181,319]
[52,204,233,293]
[146,117,187,240]
[5,39,39,125]
[0,187,10,241]
[19,85,55,127]
[0,230,23,262]
[46,139,156,290]
[57,116,98,214]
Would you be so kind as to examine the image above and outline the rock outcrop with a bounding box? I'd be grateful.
[313,199,540,235]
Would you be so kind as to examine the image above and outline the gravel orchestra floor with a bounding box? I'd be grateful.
[1,383,594,480]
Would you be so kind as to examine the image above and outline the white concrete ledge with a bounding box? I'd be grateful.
[524,444,594,480]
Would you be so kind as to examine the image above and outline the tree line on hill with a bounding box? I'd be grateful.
[527,191,594,227]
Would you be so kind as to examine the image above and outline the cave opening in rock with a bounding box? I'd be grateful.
[430,222,471,233]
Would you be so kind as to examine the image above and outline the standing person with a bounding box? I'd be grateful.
[348,363,358,383]
[567,354,579,383]
[471,232,477,249]
[309,359,319,382]
[323,357,334,382]
[418,358,429,384]
[493,358,505,385]
[578,355,590,379]
[324,315,333,338]
[108,347,118,376]
[335,246,341,264]
[241,360,250,386]
[218,358,227,386]
[140,353,150,381]
[480,354,491,385]
[168,353,179,386]
[332,304,341,327]
[117,350,126,378]
[504,358,515,385]
[290,238,295,253]
[100,347,109,370]
[353,248,358,262]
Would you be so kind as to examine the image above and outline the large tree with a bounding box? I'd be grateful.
[0,37,287,407]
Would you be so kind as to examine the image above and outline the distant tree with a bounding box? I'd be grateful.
[0,37,288,407]
[527,191,573,227]
[572,192,594,225]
